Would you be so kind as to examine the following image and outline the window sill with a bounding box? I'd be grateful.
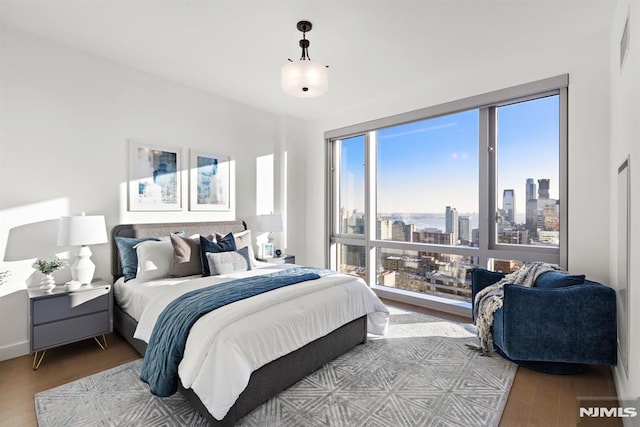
[372,285,472,320]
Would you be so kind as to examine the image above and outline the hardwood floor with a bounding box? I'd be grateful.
[0,301,620,427]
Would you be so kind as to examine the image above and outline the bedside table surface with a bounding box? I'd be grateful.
[28,281,110,299]
[257,254,295,264]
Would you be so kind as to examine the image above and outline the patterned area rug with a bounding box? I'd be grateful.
[35,308,516,427]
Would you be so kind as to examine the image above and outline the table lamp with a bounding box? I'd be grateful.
[259,213,283,258]
[57,213,108,285]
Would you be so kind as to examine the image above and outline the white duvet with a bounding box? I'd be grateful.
[123,264,389,421]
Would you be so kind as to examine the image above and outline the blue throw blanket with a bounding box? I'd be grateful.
[140,267,333,396]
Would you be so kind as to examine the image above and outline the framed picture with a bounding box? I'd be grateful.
[189,151,230,211]
[128,142,182,211]
[261,242,274,259]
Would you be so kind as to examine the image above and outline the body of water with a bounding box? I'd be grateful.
[378,212,526,232]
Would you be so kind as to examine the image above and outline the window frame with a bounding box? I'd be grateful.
[326,75,568,315]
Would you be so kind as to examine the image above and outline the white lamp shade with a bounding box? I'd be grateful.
[57,215,108,246]
[281,60,328,98]
[259,214,284,232]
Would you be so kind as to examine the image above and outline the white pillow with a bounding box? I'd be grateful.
[134,239,174,282]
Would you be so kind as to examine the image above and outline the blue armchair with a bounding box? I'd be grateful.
[472,268,617,374]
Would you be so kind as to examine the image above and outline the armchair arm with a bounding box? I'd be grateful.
[499,283,616,365]
[471,268,505,319]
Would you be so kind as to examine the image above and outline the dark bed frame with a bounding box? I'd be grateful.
[111,221,368,426]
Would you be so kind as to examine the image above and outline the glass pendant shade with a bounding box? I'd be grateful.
[281,59,328,98]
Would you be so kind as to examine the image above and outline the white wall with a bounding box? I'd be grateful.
[0,26,303,360]
[277,116,310,264]
[610,0,640,419]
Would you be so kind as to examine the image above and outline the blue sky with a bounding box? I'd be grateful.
[340,95,559,216]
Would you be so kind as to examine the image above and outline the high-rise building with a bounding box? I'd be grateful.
[404,223,415,242]
[346,210,364,234]
[415,231,454,246]
[377,219,393,240]
[526,178,537,203]
[458,216,471,245]
[526,178,538,237]
[493,259,519,274]
[502,189,515,224]
[445,206,458,243]
[415,231,454,263]
[538,178,550,199]
[391,220,414,242]
[343,245,366,272]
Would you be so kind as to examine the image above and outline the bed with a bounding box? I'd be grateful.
[110,220,389,426]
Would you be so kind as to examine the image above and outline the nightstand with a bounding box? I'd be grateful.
[257,254,295,264]
[28,280,112,369]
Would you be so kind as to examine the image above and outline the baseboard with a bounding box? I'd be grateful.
[610,364,636,427]
[0,340,29,362]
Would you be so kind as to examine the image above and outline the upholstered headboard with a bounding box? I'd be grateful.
[110,220,247,281]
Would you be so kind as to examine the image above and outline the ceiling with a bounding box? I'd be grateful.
[0,0,616,122]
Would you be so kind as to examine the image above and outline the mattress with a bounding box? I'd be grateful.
[113,263,389,420]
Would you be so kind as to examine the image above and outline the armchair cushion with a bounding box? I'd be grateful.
[534,271,585,289]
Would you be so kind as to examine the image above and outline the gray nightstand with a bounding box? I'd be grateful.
[257,254,295,264]
[28,280,112,369]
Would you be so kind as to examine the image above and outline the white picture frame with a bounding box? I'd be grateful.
[128,141,182,211]
[261,242,274,259]
[189,150,231,211]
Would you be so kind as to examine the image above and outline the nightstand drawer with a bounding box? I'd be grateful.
[32,289,109,324]
[32,311,110,351]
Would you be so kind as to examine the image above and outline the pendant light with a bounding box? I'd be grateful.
[281,20,329,98]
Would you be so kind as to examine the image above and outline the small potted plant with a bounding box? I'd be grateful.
[0,270,9,286]
[33,257,67,291]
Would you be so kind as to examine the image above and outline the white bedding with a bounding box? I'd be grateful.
[114,264,389,421]
[113,260,277,321]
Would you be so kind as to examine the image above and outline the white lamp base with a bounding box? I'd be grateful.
[71,245,95,285]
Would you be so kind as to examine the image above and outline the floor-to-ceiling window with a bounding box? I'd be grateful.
[327,76,568,314]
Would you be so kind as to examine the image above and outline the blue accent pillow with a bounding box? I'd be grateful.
[200,233,236,276]
[535,271,586,289]
[114,236,160,282]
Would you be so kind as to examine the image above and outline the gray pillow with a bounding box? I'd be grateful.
[169,234,202,277]
[205,246,252,276]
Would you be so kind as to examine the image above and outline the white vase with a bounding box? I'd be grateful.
[39,274,56,292]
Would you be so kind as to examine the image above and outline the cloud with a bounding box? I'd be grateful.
[451,151,469,160]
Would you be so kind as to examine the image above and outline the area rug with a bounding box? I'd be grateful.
[35,308,516,427]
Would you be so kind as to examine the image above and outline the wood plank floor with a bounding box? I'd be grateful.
[0,301,620,427]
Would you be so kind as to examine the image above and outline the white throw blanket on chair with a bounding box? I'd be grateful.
[473,262,563,355]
